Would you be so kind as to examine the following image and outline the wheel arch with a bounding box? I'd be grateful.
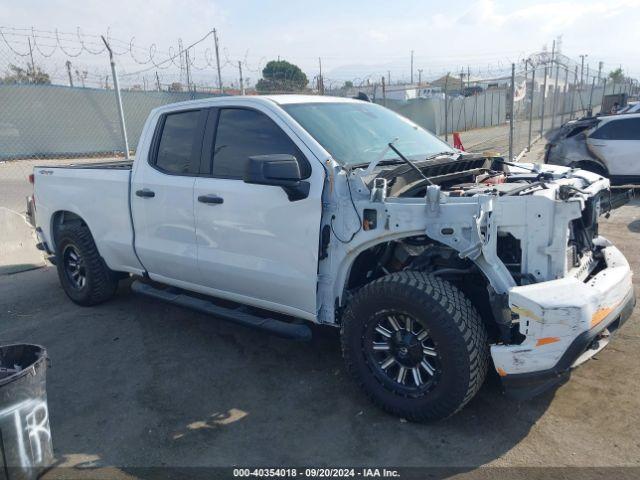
[336,230,425,305]
[334,232,503,339]
[50,210,89,251]
[337,231,494,301]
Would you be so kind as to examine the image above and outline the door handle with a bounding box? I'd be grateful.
[198,194,224,205]
[136,189,155,198]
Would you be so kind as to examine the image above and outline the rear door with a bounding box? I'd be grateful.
[193,106,323,318]
[131,108,207,284]
[588,117,640,177]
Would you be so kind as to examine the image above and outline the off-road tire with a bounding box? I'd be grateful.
[341,271,489,421]
[55,224,119,306]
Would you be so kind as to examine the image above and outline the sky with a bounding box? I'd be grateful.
[1,0,639,88]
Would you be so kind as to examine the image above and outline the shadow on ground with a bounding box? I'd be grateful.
[0,269,555,474]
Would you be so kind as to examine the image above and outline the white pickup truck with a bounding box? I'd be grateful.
[28,95,635,421]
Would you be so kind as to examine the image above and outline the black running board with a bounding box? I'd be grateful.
[130,280,312,341]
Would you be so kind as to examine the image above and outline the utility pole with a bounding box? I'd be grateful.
[318,57,323,95]
[178,39,185,84]
[551,55,560,128]
[27,37,36,82]
[508,63,515,160]
[588,76,596,115]
[560,66,569,125]
[185,49,191,93]
[387,70,391,85]
[155,71,161,91]
[444,73,450,142]
[540,40,556,136]
[238,61,245,95]
[467,65,470,89]
[459,70,465,94]
[410,50,414,84]
[597,61,603,84]
[65,60,74,87]
[569,66,578,120]
[381,76,386,106]
[213,28,223,94]
[579,54,587,85]
[418,69,423,86]
[101,35,130,160]
[601,77,607,111]
[527,62,536,150]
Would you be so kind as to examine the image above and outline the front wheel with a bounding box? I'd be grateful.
[341,271,489,421]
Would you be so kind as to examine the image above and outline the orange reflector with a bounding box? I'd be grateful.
[591,307,613,328]
[496,367,508,377]
[536,337,560,347]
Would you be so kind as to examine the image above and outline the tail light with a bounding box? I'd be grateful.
[28,173,35,184]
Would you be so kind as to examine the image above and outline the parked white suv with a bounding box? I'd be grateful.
[28,96,635,421]
[546,113,640,184]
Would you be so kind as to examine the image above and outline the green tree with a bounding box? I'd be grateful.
[1,63,51,85]
[338,80,355,95]
[256,59,308,93]
[608,68,624,83]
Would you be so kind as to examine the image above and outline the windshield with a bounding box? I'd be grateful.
[282,102,454,166]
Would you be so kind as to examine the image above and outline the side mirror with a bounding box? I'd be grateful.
[244,154,310,201]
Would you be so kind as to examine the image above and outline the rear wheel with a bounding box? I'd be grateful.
[341,271,489,421]
[55,224,119,306]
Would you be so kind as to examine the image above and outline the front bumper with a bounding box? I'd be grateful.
[491,238,635,399]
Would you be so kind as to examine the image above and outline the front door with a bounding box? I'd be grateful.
[193,107,323,318]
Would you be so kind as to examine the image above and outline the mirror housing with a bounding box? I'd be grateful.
[244,154,310,201]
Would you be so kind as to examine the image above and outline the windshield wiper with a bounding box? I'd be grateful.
[388,143,434,186]
[423,151,461,161]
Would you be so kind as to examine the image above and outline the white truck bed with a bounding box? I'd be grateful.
[33,164,143,274]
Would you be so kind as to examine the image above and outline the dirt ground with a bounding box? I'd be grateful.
[0,143,639,478]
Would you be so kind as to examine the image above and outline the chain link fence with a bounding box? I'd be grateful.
[1,29,639,218]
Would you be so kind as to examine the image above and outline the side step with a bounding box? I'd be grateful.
[130,280,312,341]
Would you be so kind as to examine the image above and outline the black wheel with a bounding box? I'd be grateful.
[55,224,119,306]
[341,271,489,422]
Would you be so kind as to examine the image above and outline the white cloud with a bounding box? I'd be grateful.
[2,0,639,85]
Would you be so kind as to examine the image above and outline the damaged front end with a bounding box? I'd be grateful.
[323,154,634,399]
[545,117,604,173]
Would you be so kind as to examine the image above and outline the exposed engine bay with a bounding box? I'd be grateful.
[320,153,632,347]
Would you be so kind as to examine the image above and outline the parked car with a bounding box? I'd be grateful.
[27,96,634,421]
[545,113,640,184]
[617,101,640,114]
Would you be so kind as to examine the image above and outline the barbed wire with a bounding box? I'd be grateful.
[1,25,635,92]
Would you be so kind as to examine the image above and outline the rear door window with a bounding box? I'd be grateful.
[591,118,640,140]
[153,110,205,174]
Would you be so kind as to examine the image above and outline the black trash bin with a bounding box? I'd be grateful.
[0,344,52,479]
